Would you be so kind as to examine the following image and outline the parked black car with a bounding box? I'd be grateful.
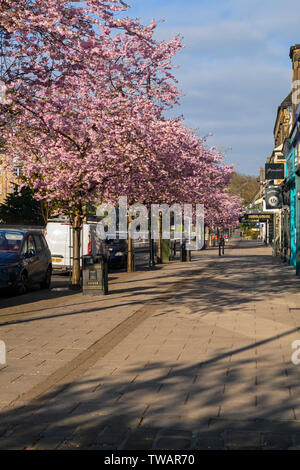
[106,239,127,270]
[0,229,52,294]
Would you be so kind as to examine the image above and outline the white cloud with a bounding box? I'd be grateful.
[127,0,300,174]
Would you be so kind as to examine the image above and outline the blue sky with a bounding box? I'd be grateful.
[118,0,300,176]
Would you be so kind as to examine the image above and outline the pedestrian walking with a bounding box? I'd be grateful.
[219,235,225,256]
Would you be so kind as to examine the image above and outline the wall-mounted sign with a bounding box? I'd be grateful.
[282,139,293,157]
[265,163,285,180]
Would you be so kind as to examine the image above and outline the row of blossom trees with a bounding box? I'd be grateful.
[0,0,242,286]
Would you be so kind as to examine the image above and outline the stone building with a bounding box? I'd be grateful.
[0,166,22,204]
[276,44,300,271]
[270,93,293,258]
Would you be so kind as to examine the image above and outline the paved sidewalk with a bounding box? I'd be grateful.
[1,238,300,449]
[0,246,218,409]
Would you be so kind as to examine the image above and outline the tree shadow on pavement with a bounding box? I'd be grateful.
[0,324,300,450]
[1,239,300,450]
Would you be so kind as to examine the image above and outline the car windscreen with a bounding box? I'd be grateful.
[107,239,127,247]
[0,231,24,253]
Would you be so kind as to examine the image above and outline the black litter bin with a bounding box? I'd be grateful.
[180,241,192,262]
[82,254,108,295]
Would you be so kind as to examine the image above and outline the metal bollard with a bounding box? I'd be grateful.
[149,239,155,267]
[181,242,187,261]
[102,255,109,294]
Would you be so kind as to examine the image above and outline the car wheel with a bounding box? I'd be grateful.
[40,266,52,289]
[16,272,28,295]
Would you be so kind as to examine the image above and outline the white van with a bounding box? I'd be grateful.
[45,219,101,273]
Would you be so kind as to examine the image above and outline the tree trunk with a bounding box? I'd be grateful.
[71,215,82,289]
[40,200,49,226]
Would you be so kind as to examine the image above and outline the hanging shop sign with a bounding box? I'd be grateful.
[239,213,273,224]
[264,186,282,210]
[265,163,285,180]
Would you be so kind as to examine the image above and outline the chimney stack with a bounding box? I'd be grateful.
[290,44,300,125]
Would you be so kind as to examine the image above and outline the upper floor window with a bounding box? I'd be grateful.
[13,167,23,177]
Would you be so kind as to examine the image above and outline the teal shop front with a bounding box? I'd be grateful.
[286,147,296,267]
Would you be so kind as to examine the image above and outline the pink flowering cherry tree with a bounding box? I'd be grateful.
[0,0,183,287]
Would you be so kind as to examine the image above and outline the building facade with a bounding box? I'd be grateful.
[268,45,300,275]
